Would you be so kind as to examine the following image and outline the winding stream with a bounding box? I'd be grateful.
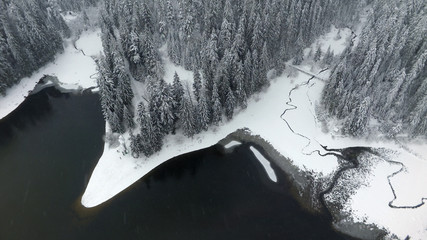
[279,67,427,239]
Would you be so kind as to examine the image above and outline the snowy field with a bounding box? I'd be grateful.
[0,29,102,120]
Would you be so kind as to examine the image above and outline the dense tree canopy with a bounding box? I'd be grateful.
[94,0,366,157]
[0,0,69,94]
[322,0,427,137]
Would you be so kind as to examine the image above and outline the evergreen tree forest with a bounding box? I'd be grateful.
[96,0,363,158]
[0,0,102,95]
[322,0,427,137]
[0,0,71,94]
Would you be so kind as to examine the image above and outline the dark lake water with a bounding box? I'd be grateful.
[0,87,354,239]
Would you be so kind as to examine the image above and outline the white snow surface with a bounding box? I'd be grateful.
[310,25,352,56]
[159,45,194,85]
[224,140,242,149]
[81,69,342,208]
[76,29,103,57]
[0,29,101,120]
[345,148,427,240]
[249,146,278,182]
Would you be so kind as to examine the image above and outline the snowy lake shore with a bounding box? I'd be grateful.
[0,29,102,121]
[81,24,427,239]
[1,24,426,239]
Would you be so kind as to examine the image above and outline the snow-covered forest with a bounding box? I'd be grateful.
[322,0,427,137]
[0,0,68,93]
[96,0,364,158]
[1,0,426,153]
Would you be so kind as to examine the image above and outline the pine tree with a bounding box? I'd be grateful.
[225,86,236,120]
[252,49,264,92]
[314,45,322,62]
[259,42,269,89]
[322,46,334,65]
[172,72,184,131]
[218,17,233,58]
[202,30,219,99]
[234,60,247,109]
[211,82,222,125]
[198,93,210,131]
[293,47,304,65]
[180,95,196,137]
[192,70,202,102]
[343,97,371,136]
[129,133,142,158]
[251,13,263,52]
[123,105,135,129]
[234,16,247,60]
[244,50,254,96]
[148,78,174,135]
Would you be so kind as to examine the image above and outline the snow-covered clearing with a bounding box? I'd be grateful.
[307,24,352,57]
[76,29,103,57]
[249,146,277,183]
[0,29,101,121]
[159,45,194,85]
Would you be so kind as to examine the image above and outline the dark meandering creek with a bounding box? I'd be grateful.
[0,87,358,239]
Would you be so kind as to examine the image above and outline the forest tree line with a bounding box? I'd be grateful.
[322,0,427,137]
[0,0,71,94]
[0,0,101,94]
[96,0,363,157]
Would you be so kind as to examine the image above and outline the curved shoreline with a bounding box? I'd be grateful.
[219,129,386,239]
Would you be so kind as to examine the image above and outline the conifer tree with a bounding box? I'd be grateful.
[192,70,202,102]
[211,82,223,125]
[172,72,184,131]
[314,45,322,62]
[198,93,210,131]
[244,50,254,96]
[234,60,247,109]
[225,86,236,120]
[180,95,196,137]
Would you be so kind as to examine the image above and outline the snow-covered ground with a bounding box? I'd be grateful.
[2,18,424,238]
[159,45,194,85]
[339,147,427,240]
[82,23,427,239]
[81,69,341,208]
[0,29,102,120]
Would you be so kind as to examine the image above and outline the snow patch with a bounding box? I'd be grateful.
[159,45,194,85]
[224,140,241,149]
[75,29,103,57]
[249,146,277,182]
[314,25,352,56]
[61,11,78,22]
